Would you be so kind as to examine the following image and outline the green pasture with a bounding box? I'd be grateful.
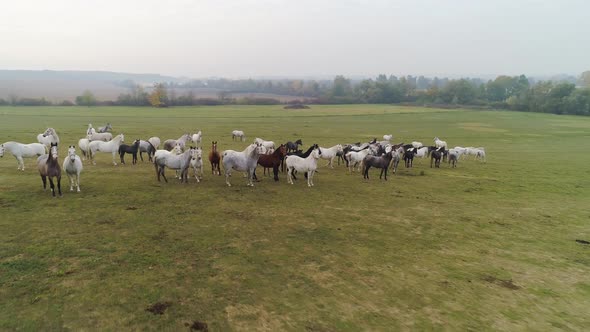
[1,105,589,330]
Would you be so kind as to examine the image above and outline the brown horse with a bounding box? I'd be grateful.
[208,141,221,175]
[254,144,287,181]
[37,142,62,197]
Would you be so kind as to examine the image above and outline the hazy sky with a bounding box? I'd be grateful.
[1,0,588,78]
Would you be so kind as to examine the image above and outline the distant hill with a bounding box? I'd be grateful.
[0,70,187,102]
[0,69,183,84]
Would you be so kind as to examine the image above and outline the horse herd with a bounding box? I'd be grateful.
[0,125,487,196]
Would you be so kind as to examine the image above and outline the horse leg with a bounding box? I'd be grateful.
[132,152,137,165]
[160,168,168,183]
[120,151,125,164]
[225,169,232,187]
[57,176,62,197]
[68,173,74,191]
[17,156,24,171]
[308,170,314,186]
[273,166,279,181]
[48,177,55,197]
[384,167,388,181]
[112,151,117,166]
[287,168,293,184]
[76,172,81,192]
[40,175,47,190]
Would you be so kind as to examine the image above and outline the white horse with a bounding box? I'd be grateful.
[37,128,60,150]
[63,145,83,192]
[412,141,423,148]
[285,144,322,187]
[154,146,196,183]
[191,131,202,146]
[254,138,275,151]
[78,138,91,160]
[163,133,191,151]
[153,144,182,166]
[345,147,373,173]
[88,134,125,165]
[434,137,448,149]
[319,144,343,168]
[222,142,263,187]
[190,147,204,182]
[383,134,393,141]
[1,141,46,171]
[232,130,246,142]
[415,146,429,158]
[148,137,161,150]
[88,132,113,142]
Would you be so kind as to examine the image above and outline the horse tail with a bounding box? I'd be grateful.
[147,140,156,158]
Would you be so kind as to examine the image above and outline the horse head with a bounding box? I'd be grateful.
[0,144,4,157]
[336,144,343,153]
[50,142,59,159]
[42,128,54,137]
[68,145,77,162]
[295,139,302,145]
[193,147,202,161]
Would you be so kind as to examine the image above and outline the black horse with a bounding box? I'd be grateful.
[404,147,417,168]
[119,139,141,165]
[285,139,302,153]
[363,150,393,180]
[430,147,445,168]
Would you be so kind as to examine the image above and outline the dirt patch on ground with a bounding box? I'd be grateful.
[482,275,520,290]
[186,321,208,331]
[575,239,590,245]
[125,206,138,210]
[146,301,172,315]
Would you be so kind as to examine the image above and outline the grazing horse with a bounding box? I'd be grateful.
[208,141,221,175]
[190,147,204,182]
[431,147,445,168]
[285,139,302,153]
[97,123,112,133]
[37,142,62,197]
[383,134,393,141]
[63,145,83,192]
[138,139,157,162]
[1,141,46,171]
[404,147,417,168]
[118,139,141,164]
[319,144,343,168]
[154,147,196,183]
[255,144,287,181]
[88,134,125,165]
[222,142,264,187]
[163,133,191,151]
[285,144,321,187]
[191,130,202,146]
[37,128,60,150]
[363,147,393,180]
[232,130,246,142]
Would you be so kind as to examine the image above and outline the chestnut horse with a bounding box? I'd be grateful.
[254,144,287,181]
[37,142,62,197]
[208,141,221,175]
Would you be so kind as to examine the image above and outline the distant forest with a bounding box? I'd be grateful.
[2,71,589,116]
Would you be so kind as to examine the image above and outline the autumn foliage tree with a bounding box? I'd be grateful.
[149,83,168,107]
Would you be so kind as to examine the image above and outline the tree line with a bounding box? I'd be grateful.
[2,72,589,116]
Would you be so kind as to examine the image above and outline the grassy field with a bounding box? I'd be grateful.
[1,105,589,331]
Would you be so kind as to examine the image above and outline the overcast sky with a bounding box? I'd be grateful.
[1,0,588,78]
